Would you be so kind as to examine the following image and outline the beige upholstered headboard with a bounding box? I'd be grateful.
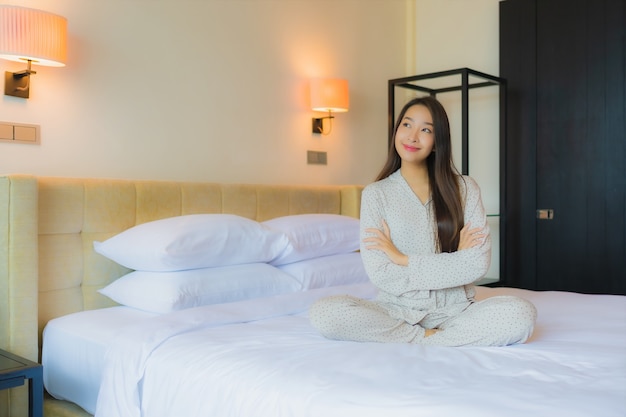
[0,174,362,417]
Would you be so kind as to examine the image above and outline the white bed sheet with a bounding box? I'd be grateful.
[42,306,157,414]
[87,283,626,417]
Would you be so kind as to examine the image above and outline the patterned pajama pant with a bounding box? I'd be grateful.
[309,295,537,347]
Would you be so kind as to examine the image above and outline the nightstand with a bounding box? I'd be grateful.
[0,348,43,417]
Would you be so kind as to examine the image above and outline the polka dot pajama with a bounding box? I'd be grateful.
[310,293,537,347]
[309,170,537,347]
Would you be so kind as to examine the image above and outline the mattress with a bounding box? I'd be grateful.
[43,283,626,417]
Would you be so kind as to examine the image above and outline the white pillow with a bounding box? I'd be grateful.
[277,252,368,290]
[93,214,289,271]
[263,214,360,265]
[98,263,301,314]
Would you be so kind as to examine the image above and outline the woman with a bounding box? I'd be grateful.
[310,96,536,346]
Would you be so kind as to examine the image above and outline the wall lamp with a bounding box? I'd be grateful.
[310,78,349,135]
[0,5,67,99]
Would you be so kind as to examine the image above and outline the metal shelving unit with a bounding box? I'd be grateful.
[388,68,507,284]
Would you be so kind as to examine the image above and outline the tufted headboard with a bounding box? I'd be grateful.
[0,174,362,416]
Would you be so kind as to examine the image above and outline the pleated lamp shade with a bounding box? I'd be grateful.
[310,78,349,113]
[0,5,67,67]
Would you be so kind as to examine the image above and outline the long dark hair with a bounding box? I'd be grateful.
[376,96,463,253]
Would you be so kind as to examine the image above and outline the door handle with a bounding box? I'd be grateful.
[536,209,554,220]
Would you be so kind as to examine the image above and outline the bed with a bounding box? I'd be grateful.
[1,174,625,417]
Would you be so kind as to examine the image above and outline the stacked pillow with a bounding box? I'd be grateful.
[95,213,367,314]
[262,214,366,289]
[94,214,289,272]
[262,214,360,265]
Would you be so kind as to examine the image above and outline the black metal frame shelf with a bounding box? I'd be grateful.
[388,68,507,283]
[388,68,506,175]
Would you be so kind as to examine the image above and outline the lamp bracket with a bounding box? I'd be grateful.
[4,59,35,98]
[5,71,30,98]
[312,113,335,135]
[12,69,36,78]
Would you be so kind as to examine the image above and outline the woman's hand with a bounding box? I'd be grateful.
[363,220,409,266]
[457,222,485,251]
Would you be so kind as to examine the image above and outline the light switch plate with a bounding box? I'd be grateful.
[14,125,38,142]
[307,150,327,165]
[0,123,12,140]
[0,122,40,144]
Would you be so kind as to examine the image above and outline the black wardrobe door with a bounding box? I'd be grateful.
[501,0,626,294]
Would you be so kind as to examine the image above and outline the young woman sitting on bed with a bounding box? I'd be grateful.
[310,96,537,347]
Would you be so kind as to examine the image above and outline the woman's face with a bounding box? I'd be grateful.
[394,104,435,167]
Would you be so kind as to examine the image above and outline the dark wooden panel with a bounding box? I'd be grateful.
[535,0,626,294]
[499,0,537,290]
[601,0,626,294]
[535,0,589,291]
[500,0,626,294]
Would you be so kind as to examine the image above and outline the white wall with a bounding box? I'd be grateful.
[413,0,501,211]
[415,0,499,75]
[0,0,411,185]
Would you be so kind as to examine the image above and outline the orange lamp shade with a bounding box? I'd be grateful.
[310,78,349,113]
[0,5,67,67]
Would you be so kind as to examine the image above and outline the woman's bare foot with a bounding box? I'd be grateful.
[424,329,439,337]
